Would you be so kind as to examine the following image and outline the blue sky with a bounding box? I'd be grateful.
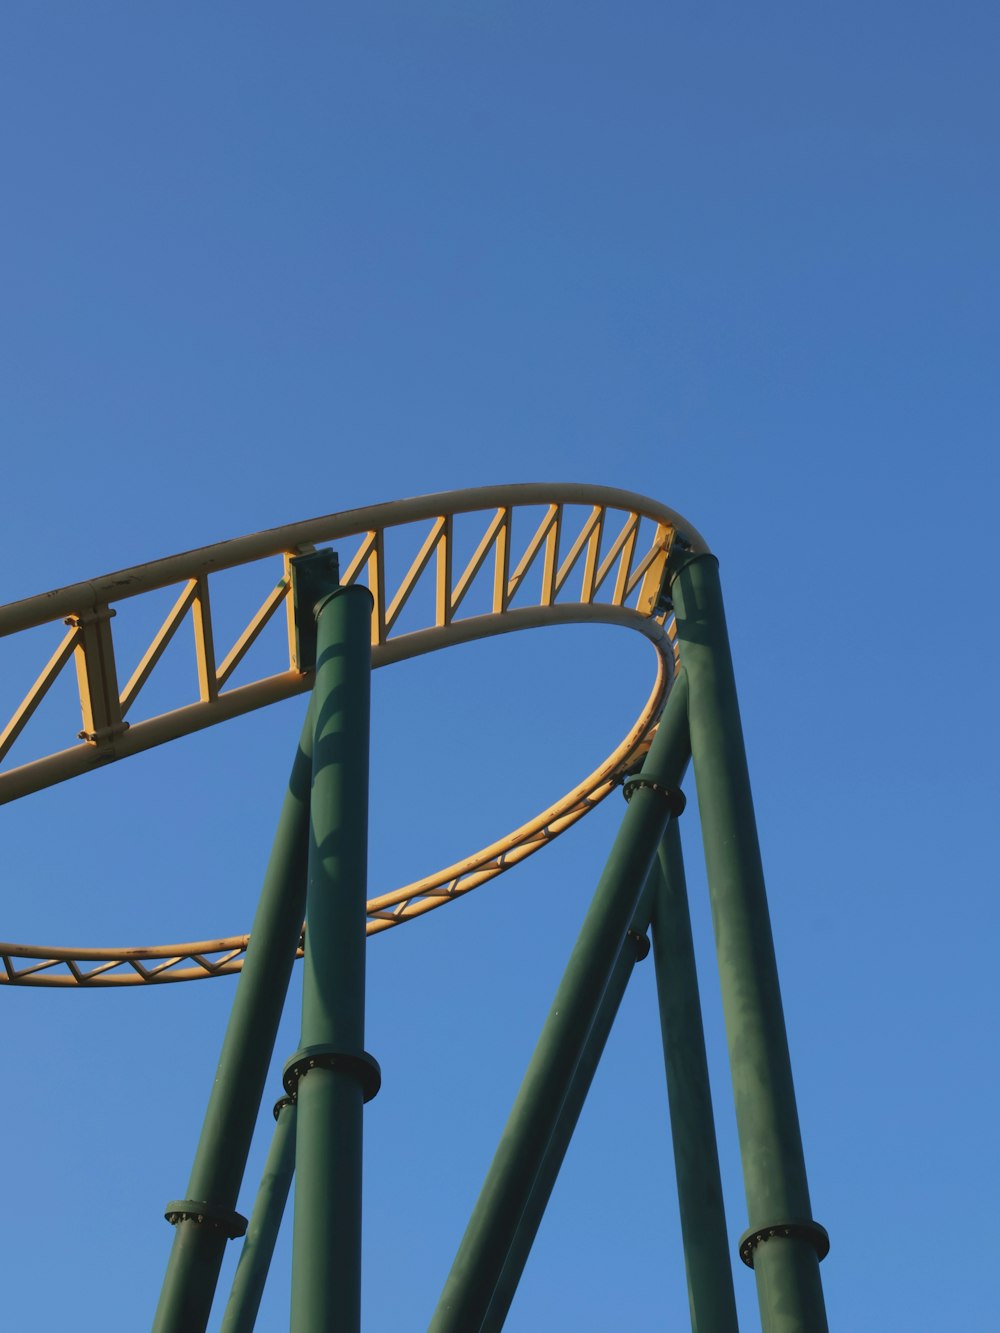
[1,3,997,1329]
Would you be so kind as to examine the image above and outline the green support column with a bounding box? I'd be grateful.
[670,551,829,1333]
[219,1098,297,1333]
[480,841,681,1333]
[287,572,378,1333]
[152,703,316,1333]
[650,820,739,1333]
[430,674,690,1333]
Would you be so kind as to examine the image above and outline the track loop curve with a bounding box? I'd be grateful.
[0,485,706,987]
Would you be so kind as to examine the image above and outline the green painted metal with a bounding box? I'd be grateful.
[429,674,691,1333]
[669,551,828,1333]
[149,533,827,1333]
[480,743,689,1332]
[151,704,315,1333]
[650,819,739,1333]
[480,896,657,1333]
[289,577,374,1333]
[219,1100,297,1333]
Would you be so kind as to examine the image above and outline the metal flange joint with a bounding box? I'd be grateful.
[162,1199,248,1239]
[282,1045,382,1104]
[737,1218,830,1269]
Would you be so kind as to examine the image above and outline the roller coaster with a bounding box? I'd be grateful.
[0,484,829,1331]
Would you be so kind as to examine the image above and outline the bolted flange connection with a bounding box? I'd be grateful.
[163,1199,248,1239]
[621,774,686,818]
[272,1094,296,1121]
[282,1045,382,1104]
[737,1218,830,1269]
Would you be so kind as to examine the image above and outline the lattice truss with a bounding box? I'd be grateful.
[0,486,687,986]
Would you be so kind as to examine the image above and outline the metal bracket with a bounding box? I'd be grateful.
[622,775,686,817]
[737,1218,830,1268]
[282,1045,382,1104]
[163,1199,248,1239]
[76,722,130,744]
[65,606,130,746]
[289,549,341,673]
[653,531,694,613]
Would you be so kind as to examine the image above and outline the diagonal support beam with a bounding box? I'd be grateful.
[219,1098,298,1333]
[650,820,739,1333]
[478,756,690,1332]
[151,702,315,1333]
[429,674,691,1333]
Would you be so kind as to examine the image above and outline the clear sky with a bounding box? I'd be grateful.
[1,3,997,1330]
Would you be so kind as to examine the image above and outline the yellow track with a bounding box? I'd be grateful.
[0,484,706,986]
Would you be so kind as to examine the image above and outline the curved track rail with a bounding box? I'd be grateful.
[0,484,706,986]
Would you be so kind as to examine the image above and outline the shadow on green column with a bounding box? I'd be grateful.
[288,580,376,1333]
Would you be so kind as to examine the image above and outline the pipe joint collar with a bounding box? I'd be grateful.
[163,1199,248,1239]
[738,1218,830,1268]
[282,1045,382,1103]
[622,775,686,816]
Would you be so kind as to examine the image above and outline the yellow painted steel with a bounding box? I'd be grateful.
[0,484,706,988]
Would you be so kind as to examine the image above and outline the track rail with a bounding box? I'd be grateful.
[0,484,704,986]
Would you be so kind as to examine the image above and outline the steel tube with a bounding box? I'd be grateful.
[650,820,739,1333]
[429,675,691,1333]
[151,703,315,1333]
[671,553,828,1333]
[219,1100,297,1333]
[480,784,688,1333]
[480,899,655,1332]
[289,580,373,1333]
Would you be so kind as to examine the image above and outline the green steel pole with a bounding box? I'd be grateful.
[219,1098,298,1333]
[670,551,829,1333]
[430,674,690,1333]
[287,577,378,1333]
[152,702,316,1333]
[480,818,684,1333]
[650,820,739,1333]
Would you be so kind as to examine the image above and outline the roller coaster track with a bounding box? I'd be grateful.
[0,484,706,987]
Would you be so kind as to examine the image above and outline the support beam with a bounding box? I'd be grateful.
[219,1099,297,1333]
[480,808,685,1332]
[670,551,828,1333]
[152,704,315,1333]
[650,820,739,1333]
[288,569,377,1333]
[429,674,691,1333]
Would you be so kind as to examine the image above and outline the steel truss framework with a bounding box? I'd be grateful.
[0,485,830,1331]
